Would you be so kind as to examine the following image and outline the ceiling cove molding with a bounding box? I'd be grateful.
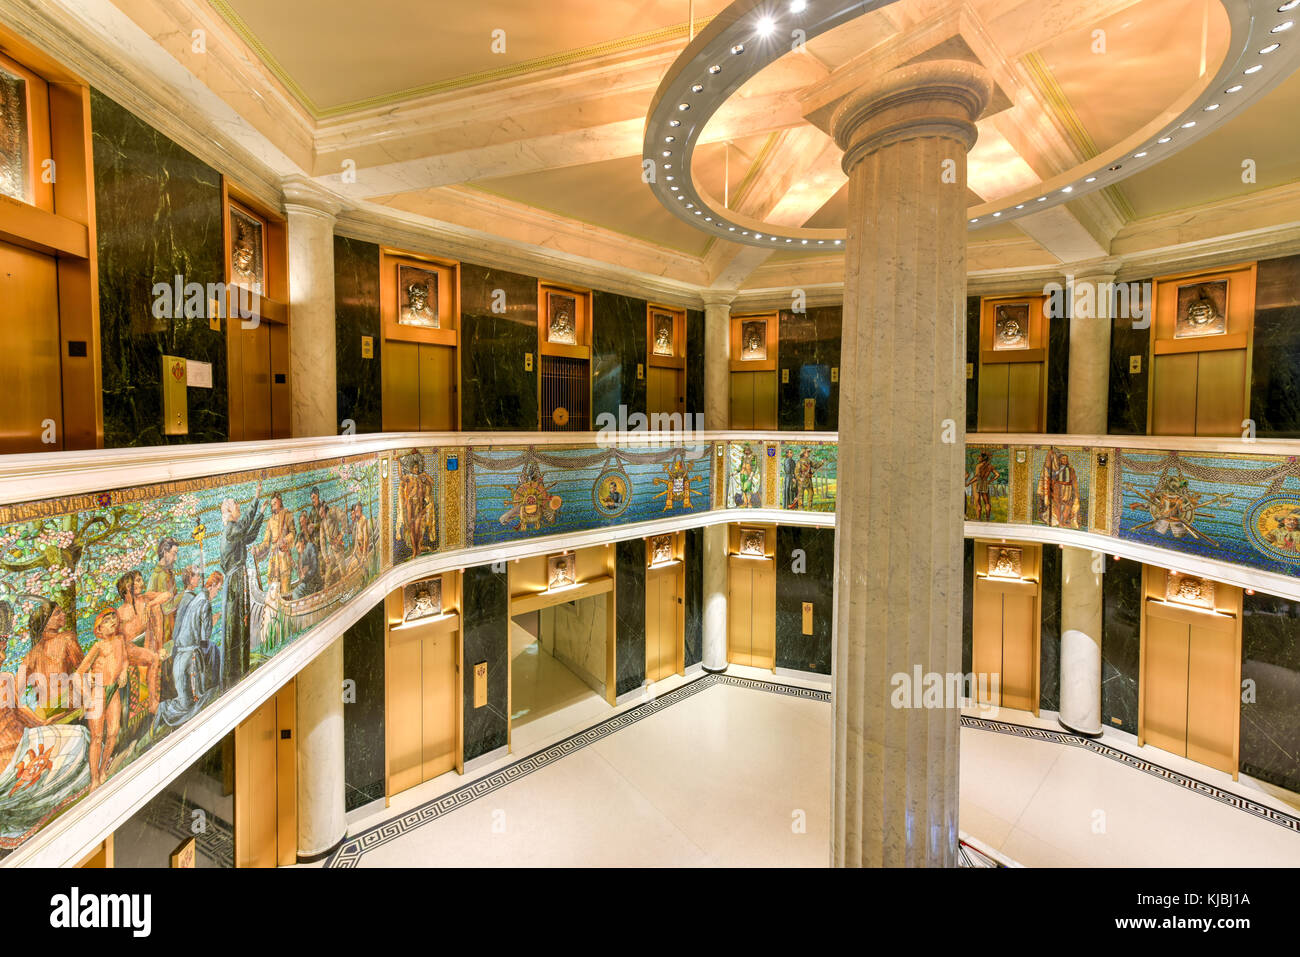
[0,0,296,210]
[337,199,708,310]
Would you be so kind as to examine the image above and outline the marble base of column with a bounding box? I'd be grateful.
[702,523,728,673]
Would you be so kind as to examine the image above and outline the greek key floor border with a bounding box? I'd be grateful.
[325,673,828,867]
[961,715,1300,836]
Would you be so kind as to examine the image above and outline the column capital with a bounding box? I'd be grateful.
[1066,257,1122,285]
[831,59,992,175]
[280,175,344,221]
[701,289,737,309]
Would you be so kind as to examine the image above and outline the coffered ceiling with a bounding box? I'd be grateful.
[84,0,1300,292]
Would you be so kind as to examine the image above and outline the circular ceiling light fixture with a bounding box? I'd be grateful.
[643,0,1300,249]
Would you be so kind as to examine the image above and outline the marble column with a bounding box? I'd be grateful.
[296,636,346,860]
[702,291,734,432]
[829,60,991,867]
[282,176,343,438]
[702,291,733,673]
[1058,266,1115,736]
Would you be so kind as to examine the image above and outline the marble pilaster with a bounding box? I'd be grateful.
[829,60,991,868]
[296,636,346,859]
[1058,268,1114,735]
[703,291,734,432]
[283,176,343,438]
[702,523,728,673]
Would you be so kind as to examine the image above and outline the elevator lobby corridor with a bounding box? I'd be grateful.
[318,670,1300,868]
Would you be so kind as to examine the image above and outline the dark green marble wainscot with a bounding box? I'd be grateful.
[593,290,647,422]
[463,564,510,761]
[686,308,704,420]
[684,526,703,668]
[91,89,227,447]
[1046,308,1070,434]
[1240,592,1300,792]
[1107,283,1152,435]
[334,235,382,434]
[775,525,835,674]
[1101,556,1141,733]
[965,297,980,433]
[460,263,539,431]
[1249,254,1300,438]
[342,603,385,811]
[778,306,841,431]
[962,538,974,676]
[615,539,646,695]
[1038,544,1061,712]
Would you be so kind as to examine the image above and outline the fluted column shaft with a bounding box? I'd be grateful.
[1059,268,1115,736]
[283,177,341,438]
[829,61,991,868]
[702,293,733,672]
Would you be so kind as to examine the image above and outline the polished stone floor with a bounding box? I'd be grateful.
[324,667,1300,868]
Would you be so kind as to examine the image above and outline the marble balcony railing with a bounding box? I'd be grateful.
[2,428,1298,865]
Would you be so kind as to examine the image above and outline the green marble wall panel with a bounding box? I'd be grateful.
[592,290,647,422]
[343,603,385,811]
[1250,254,1300,439]
[1240,591,1300,791]
[777,306,840,431]
[91,89,227,447]
[775,525,834,675]
[459,263,538,431]
[462,564,509,761]
[615,538,646,696]
[334,235,383,435]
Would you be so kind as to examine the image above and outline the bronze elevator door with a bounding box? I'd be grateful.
[1151,350,1248,437]
[730,371,777,429]
[383,341,458,431]
[387,619,458,798]
[0,240,63,452]
[1142,601,1237,774]
[971,577,1037,711]
[234,679,296,868]
[647,366,684,419]
[727,555,775,669]
[977,362,1043,433]
[645,563,681,682]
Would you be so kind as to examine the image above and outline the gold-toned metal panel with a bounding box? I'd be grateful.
[274,681,296,868]
[1000,592,1036,711]
[971,579,1003,706]
[418,342,458,431]
[752,370,778,431]
[382,339,420,431]
[1194,348,1248,437]
[730,371,754,429]
[750,558,776,669]
[422,628,458,780]
[1186,614,1238,775]
[1150,353,1199,436]
[1142,612,1190,757]
[234,693,278,868]
[976,362,1009,433]
[241,323,272,440]
[1005,362,1043,433]
[727,556,753,667]
[387,626,423,796]
[0,240,61,452]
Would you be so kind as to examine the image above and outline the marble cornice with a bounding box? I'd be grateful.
[336,200,707,310]
[280,174,344,220]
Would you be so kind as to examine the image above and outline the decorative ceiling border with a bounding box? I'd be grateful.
[207,0,715,119]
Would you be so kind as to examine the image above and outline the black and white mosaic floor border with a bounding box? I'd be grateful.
[325,673,826,867]
[325,675,1298,867]
[961,715,1300,836]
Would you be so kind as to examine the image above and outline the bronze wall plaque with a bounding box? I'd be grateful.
[1174,279,1228,338]
[398,264,440,328]
[229,205,265,294]
[992,303,1030,351]
[740,320,767,360]
[986,545,1022,579]
[473,661,488,708]
[402,576,443,622]
[547,292,578,344]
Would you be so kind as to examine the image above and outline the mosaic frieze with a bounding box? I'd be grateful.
[779,443,838,512]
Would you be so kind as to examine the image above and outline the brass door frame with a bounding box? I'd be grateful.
[384,572,465,803]
[971,540,1042,714]
[645,532,685,682]
[380,247,461,431]
[1137,564,1242,777]
[976,294,1048,433]
[726,524,776,671]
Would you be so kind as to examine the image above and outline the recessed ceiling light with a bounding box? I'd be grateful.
[801,239,808,244]
[1036,196,1047,201]
[661,150,671,157]
[770,236,778,241]
[756,16,776,36]
[678,102,690,110]
[1260,42,1281,53]
[1062,185,1074,192]
[670,185,679,191]
[754,233,762,239]
[705,216,711,221]
[790,0,807,11]
[1204,103,1220,111]
[1108,164,1122,171]
[992,211,1001,217]
[709,65,721,74]
[1157,136,1172,143]
[970,218,979,223]
[685,202,694,208]
[691,84,703,93]
[1226,84,1244,92]
[1272,20,1294,32]
[694,210,702,215]
[834,240,842,245]
[729,227,736,231]
[1134,151,1147,158]
[1279,1,1299,12]
[731,43,745,54]
[664,136,675,143]
[1015,203,1025,209]
[666,175,674,181]
[1181,120,1197,128]
[1084,176,1097,182]
[664,164,672,169]
[677,195,685,201]
[1244,64,1263,73]
[818,240,825,244]
[669,119,681,127]
[785,238,792,242]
